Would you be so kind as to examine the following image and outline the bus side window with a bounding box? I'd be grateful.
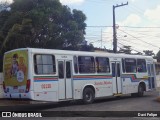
[96,57,110,73]
[34,54,56,74]
[125,58,137,73]
[137,59,147,73]
[78,56,95,73]
[34,55,42,74]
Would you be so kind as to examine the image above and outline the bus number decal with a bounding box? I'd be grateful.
[41,84,52,89]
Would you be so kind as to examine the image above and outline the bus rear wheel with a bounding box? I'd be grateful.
[137,84,144,97]
[131,84,145,97]
[83,87,95,104]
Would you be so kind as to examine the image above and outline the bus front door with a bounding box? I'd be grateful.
[111,61,122,95]
[58,60,73,100]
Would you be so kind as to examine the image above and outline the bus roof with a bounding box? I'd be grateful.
[4,48,153,60]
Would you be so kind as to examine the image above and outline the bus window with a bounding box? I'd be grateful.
[122,58,125,73]
[117,63,120,77]
[66,61,71,78]
[58,61,64,79]
[137,59,147,73]
[125,58,136,73]
[96,57,110,73]
[78,56,95,73]
[112,63,115,77]
[73,56,78,73]
[34,54,56,74]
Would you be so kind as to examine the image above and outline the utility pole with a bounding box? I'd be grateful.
[113,2,128,53]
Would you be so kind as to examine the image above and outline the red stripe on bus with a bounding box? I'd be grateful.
[34,78,57,80]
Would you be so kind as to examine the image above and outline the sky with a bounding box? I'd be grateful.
[59,0,160,54]
[1,0,160,54]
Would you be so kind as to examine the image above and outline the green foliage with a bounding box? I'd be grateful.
[80,43,94,51]
[156,50,160,62]
[0,0,87,72]
[118,45,132,54]
[143,50,155,56]
[0,0,87,50]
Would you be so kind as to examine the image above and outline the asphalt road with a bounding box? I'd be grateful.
[1,91,160,120]
[44,91,160,111]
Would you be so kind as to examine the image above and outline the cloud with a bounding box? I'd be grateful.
[60,0,84,5]
[144,5,160,23]
[100,11,160,54]
[130,0,136,2]
[118,14,141,26]
[128,0,144,3]
[0,0,13,4]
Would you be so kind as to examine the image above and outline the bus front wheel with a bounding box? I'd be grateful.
[83,87,95,104]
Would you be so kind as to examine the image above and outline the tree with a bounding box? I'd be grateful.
[156,50,160,62]
[0,0,87,71]
[143,50,155,56]
[134,52,142,55]
[80,43,94,51]
[118,45,132,54]
[0,0,87,50]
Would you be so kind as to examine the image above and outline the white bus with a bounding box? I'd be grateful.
[0,73,4,98]
[154,61,160,91]
[3,48,156,104]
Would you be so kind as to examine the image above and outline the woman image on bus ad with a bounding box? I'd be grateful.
[10,53,19,77]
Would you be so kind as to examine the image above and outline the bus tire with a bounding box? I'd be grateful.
[137,84,144,97]
[83,87,95,104]
[131,93,137,97]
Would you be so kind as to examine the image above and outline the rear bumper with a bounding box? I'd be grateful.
[4,92,33,99]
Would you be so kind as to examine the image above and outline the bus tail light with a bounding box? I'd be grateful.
[26,79,30,93]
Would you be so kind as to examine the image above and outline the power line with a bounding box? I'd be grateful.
[118,30,160,40]
[118,42,142,53]
[118,29,160,49]
[129,4,144,15]
[121,26,160,28]
[86,26,160,28]
[87,26,112,27]
[118,38,139,45]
